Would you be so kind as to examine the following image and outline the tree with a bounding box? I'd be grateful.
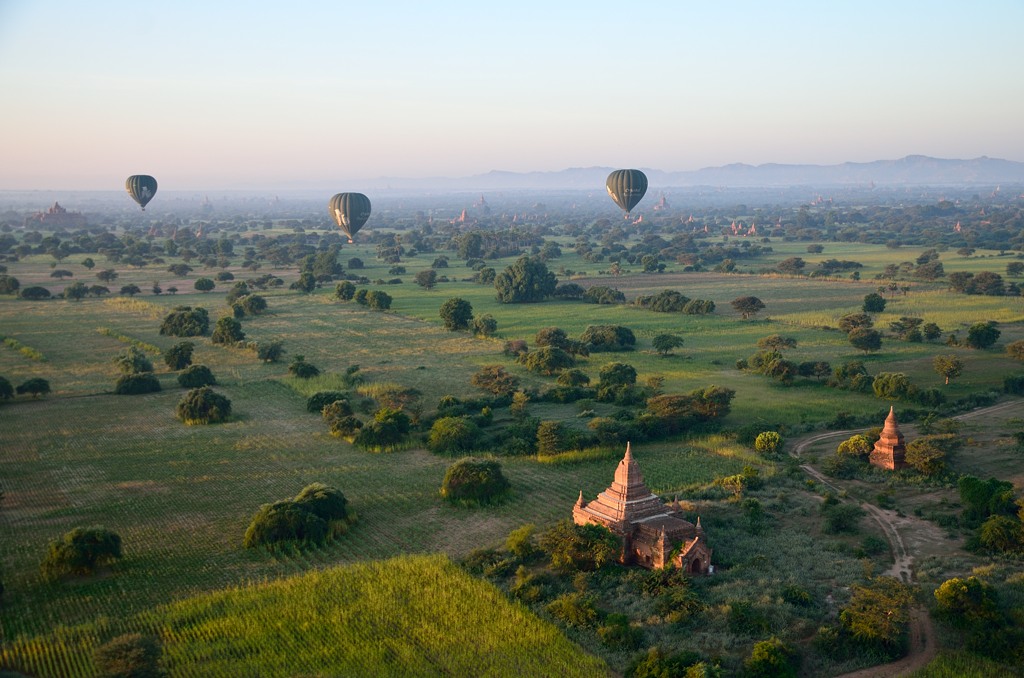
[177,364,216,388]
[40,527,122,580]
[440,458,510,504]
[652,333,684,356]
[113,346,153,375]
[114,373,161,395]
[96,269,118,283]
[839,576,913,647]
[63,281,89,301]
[294,482,348,522]
[862,292,887,313]
[837,434,872,458]
[539,520,618,572]
[472,314,497,337]
[922,322,942,341]
[193,277,215,293]
[160,306,209,337]
[580,324,636,351]
[471,365,519,396]
[20,286,52,300]
[210,316,245,344]
[872,372,912,400]
[16,377,50,398]
[848,328,882,353]
[978,515,1022,553]
[93,633,162,678]
[366,290,392,310]
[933,576,1000,627]
[743,637,798,678]
[354,408,411,450]
[556,369,590,387]
[428,417,482,454]
[535,326,570,349]
[119,284,141,297]
[905,439,946,475]
[598,362,637,388]
[1007,340,1024,361]
[756,334,797,351]
[1007,261,1024,278]
[334,280,356,300]
[414,269,438,289]
[80,257,96,270]
[243,500,328,548]
[494,255,557,303]
[536,421,566,455]
[838,313,874,333]
[439,297,474,331]
[290,272,317,293]
[233,294,268,317]
[254,340,285,363]
[0,376,13,401]
[730,296,765,319]
[933,354,964,385]
[754,431,783,455]
[965,321,1000,349]
[288,355,320,379]
[776,257,805,275]
[176,387,231,424]
[522,346,575,375]
[0,274,19,295]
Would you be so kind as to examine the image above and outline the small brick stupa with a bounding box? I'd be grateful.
[870,406,909,470]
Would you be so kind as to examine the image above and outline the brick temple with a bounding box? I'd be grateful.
[573,443,712,573]
[870,406,909,470]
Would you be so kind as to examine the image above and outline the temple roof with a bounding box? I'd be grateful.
[576,443,670,526]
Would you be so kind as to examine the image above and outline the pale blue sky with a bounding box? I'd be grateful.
[1,1,1021,190]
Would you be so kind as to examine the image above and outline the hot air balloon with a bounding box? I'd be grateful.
[329,192,372,243]
[605,169,648,216]
[125,175,158,211]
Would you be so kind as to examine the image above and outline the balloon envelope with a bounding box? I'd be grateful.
[329,193,372,242]
[605,169,648,214]
[125,175,158,210]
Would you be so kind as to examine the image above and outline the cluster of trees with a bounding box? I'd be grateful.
[932,574,1024,663]
[633,289,715,315]
[0,375,51,400]
[959,476,1024,555]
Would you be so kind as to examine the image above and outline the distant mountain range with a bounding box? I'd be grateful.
[367,156,1024,191]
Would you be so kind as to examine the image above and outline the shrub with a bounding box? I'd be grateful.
[177,365,216,388]
[40,527,122,580]
[113,346,154,375]
[210,316,245,344]
[439,297,474,330]
[114,373,162,395]
[93,633,162,678]
[546,592,600,628]
[743,637,798,678]
[288,355,320,379]
[307,390,350,413]
[253,340,285,363]
[754,431,783,455]
[294,482,348,522]
[505,523,537,559]
[176,387,231,424]
[160,306,209,337]
[440,458,510,504]
[539,519,618,572]
[580,324,636,351]
[242,500,328,548]
[164,341,194,370]
[428,417,482,454]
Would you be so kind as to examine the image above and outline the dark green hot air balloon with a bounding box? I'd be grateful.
[329,192,372,243]
[605,169,648,215]
[125,175,158,211]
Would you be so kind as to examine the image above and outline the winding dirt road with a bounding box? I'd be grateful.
[792,429,940,677]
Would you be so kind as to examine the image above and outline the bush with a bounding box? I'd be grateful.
[176,387,231,424]
[114,373,162,395]
[743,637,798,678]
[754,431,783,455]
[288,355,320,379]
[242,500,328,548]
[294,482,348,522]
[428,416,482,454]
[546,592,599,628]
[505,523,537,559]
[177,365,216,388]
[539,519,618,572]
[159,306,209,337]
[113,346,154,375]
[164,341,194,370]
[307,390,350,413]
[93,633,162,678]
[580,324,636,351]
[440,458,510,504]
[40,527,122,580]
[210,316,245,344]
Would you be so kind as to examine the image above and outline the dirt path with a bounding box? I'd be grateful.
[792,429,940,677]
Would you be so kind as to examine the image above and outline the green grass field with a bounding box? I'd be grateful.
[3,234,1024,675]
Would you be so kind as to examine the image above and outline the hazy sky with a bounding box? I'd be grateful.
[1,1,1022,190]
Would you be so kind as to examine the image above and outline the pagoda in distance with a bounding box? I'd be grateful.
[870,406,909,471]
[573,443,712,573]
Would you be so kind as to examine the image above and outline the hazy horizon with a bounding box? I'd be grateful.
[2,1,1022,191]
